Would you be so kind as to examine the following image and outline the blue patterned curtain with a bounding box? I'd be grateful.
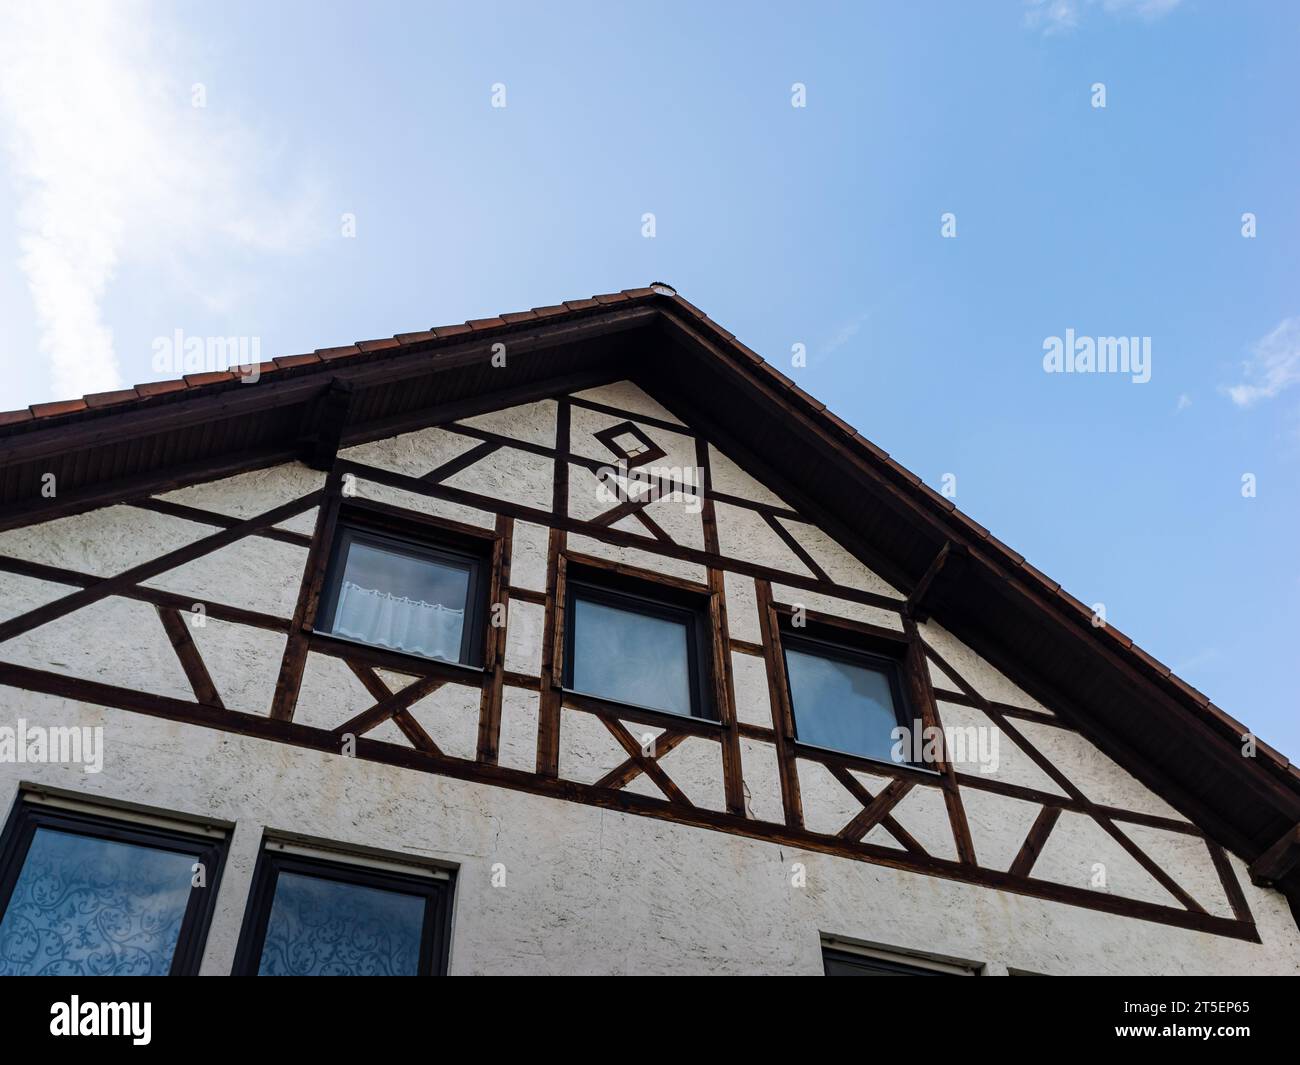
[257,871,424,976]
[0,828,195,976]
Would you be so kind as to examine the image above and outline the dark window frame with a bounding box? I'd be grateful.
[231,848,454,976]
[562,570,716,722]
[822,945,957,976]
[315,515,490,668]
[780,622,918,766]
[0,799,228,977]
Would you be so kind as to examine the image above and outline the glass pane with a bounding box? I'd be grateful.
[572,597,693,716]
[256,871,426,976]
[0,827,197,976]
[329,537,470,662]
[786,647,901,762]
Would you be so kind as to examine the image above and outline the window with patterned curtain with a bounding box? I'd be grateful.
[232,847,453,976]
[0,800,227,976]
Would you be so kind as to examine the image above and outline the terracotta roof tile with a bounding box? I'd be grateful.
[466,317,506,331]
[133,379,189,398]
[183,371,237,387]
[987,536,1025,566]
[1103,625,1134,650]
[592,292,629,305]
[530,304,569,319]
[563,298,599,312]
[245,362,279,381]
[668,295,708,319]
[394,330,438,345]
[432,323,473,339]
[821,409,856,436]
[83,389,141,409]
[952,510,990,540]
[270,354,319,371]
[851,432,890,462]
[30,399,88,417]
[356,339,402,353]
[789,384,827,412]
[1020,561,1060,594]
[1168,674,1211,707]
[0,409,34,426]
[500,311,538,324]
[317,345,361,361]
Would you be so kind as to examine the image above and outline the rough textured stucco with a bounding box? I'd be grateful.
[2,596,194,700]
[730,651,771,728]
[723,572,761,643]
[459,399,558,449]
[775,516,902,598]
[1,383,1296,974]
[503,600,544,676]
[510,521,549,592]
[189,617,286,715]
[352,475,496,529]
[0,505,210,577]
[937,700,1068,797]
[706,443,791,509]
[1034,811,1178,908]
[960,786,1045,871]
[159,465,327,537]
[714,502,813,578]
[771,582,904,633]
[572,382,685,426]
[1,695,1295,975]
[920,619,1054,715]
[1013,717,1185,822]
[0,571,76,625]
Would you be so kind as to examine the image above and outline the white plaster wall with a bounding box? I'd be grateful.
[0,694,1296,976]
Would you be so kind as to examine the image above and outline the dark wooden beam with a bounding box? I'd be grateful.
[1248,824,1300,886]
[300,378,355,471]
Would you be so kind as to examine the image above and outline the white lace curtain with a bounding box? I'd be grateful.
[333,581,464,662]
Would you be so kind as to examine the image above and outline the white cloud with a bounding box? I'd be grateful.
[1175,392,1192,412]
[1223,317,1300,408]
[1025,0,1183,34]
[0,1,323,401]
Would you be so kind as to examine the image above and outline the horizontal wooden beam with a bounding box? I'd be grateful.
[0,659,1261,942]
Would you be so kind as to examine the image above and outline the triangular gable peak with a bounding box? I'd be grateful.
[0,289,1297,941]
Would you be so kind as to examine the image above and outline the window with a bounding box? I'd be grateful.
[823,945,969,976]
[233,844,453,976]
[782,626,913,764]
[316,521,488,666]
[563,571,714,719]
[0,798,227,976]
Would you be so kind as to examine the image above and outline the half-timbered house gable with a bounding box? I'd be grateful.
[1,286,1297,974]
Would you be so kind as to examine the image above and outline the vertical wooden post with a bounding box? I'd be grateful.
[476,513,514,763]
[755,578,803,829]
[696,437,746,816]
[535,399,570,777]
[269,467,344,722]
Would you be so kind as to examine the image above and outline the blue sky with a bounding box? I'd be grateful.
[0,1,1296,757]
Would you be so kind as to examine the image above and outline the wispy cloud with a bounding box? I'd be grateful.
[0,1,324,401]
[1222,317,1300,408]
[822,311,872,358]
[1025,0,1184,35]
[1175,393,1192,412]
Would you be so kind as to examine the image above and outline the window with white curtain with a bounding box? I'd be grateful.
[316,523,487,666]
